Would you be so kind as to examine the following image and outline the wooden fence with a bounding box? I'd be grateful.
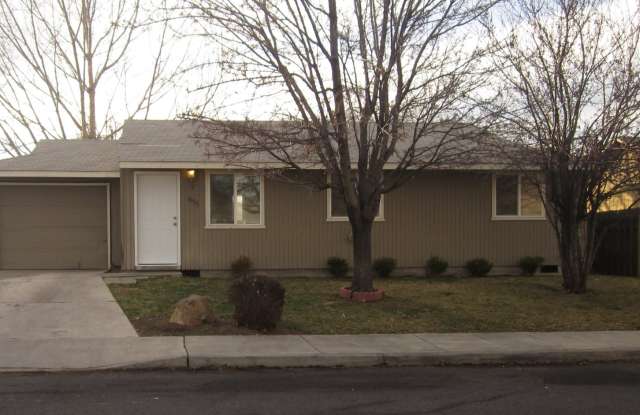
[592,209,639,276]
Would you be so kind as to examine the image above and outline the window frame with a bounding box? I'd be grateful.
[326,187,385,222]
[205,172,265,229]
[491,173,545,221]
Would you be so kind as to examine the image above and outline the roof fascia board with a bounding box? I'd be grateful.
[119,161,509,171]
[0,171,120,178]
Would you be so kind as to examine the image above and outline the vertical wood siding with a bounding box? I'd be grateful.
[120,170,559,271]
[120,170,136,270]
[107,178,122,268]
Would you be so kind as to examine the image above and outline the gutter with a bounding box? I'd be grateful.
[0,171,120,178]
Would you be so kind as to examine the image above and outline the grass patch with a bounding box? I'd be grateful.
[108,275,640,336]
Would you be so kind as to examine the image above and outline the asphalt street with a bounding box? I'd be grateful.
[1,364,640,414]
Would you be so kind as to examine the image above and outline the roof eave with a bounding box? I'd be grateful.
[0,170,120,178]
[119,161,511,171]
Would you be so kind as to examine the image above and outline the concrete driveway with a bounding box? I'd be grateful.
[0,271,137,339]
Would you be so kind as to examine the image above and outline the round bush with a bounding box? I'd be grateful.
[228,275,285,330]
[426,256,448,276]
[231,255,253,278]
[326,257,349,278]
[518,256,544,276]
[465,258,493,277]
[373,257,397,278]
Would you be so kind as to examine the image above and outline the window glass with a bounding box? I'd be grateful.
[521,177,543,216]
[208,174,262,225]
[235,175,261,225]
[331,187,348,217]
[210,174,234,224]
[329,187,382,219]
[495,175,518,216]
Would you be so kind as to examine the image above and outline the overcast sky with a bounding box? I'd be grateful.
[0,0,637,158]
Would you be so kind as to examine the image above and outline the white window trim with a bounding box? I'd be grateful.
[205,172,265,229]
[492,173,546,221]
[326,188,385,222]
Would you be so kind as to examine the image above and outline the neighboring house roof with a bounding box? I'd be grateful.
[0,119,503,177]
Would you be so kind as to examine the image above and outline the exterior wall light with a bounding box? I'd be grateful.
[186,169,196,180]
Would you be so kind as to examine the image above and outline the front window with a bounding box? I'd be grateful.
[330,187,349,218]
[327,187,384,221]
[206,173,263,227]
[493,174,544,219]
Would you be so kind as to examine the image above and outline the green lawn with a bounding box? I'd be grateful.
[107,275,640,336]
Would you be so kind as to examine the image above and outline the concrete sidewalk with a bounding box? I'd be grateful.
[2,331,640,372]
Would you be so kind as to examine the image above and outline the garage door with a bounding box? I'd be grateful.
[0,184,108,269]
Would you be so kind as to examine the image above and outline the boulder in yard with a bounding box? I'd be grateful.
[169,294,216,328]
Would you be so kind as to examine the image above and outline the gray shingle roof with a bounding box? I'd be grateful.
[119,119,493,166]
[120,119,304,163]
[0,139,120,172]
[0,119,502,174]
[119,120,223,163]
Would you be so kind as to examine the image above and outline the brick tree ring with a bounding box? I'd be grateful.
[339,287,385,302]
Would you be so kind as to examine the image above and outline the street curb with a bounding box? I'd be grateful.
[0,358,188,373]
[188,354,385,369]
[3,333,640,372]
[380,350,640,367]
[0,337,187,373]
[4,350,640,373]
[185,350,640,370]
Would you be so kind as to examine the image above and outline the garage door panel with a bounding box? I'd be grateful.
[2,227,107,249]
[3,186,106,206]
[0,253,105,270]
[0,185,108,269]
[1,206,105,228]
[1,234,106,269]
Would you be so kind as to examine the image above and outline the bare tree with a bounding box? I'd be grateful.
[0,0,175,156]
[484,0,640,293]
[183,0,496,293]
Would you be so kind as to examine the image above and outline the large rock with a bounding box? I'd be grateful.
[169,295,216,328]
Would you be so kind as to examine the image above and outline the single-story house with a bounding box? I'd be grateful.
[0,120,560,275]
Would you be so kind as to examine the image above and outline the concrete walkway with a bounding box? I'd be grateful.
[0,270,137,339]
[2,331,640,372]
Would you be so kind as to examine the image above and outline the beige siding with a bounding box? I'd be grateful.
[121,170,559,271]
[109,180,122,268]
[120,170,135,270]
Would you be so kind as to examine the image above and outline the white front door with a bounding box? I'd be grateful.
[135,172,180,267]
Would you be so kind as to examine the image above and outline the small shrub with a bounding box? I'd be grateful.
[518,256,544,276]
[465,258,493,277]
[230,255,253,278]
[373,257,397,278]
[228,275,285,330]
[426,256,448,276]
[326,257,349,278]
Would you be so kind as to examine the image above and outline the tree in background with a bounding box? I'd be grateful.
[485,0,640,293]
[0,0,177,155]
[184,0,497,294]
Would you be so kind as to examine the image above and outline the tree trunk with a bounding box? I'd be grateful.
[82,0,97,140]
[350,219,374,292]
[558,225,589,294]
[560,251,587,293]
